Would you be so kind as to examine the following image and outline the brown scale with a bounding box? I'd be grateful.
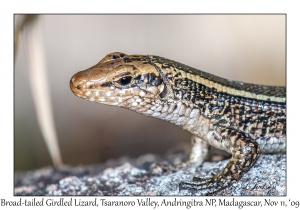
[70,52,286,195]
[173,75,286,143]
[148,55,285,194]
[152,55,286,98]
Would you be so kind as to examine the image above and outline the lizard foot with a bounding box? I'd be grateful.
[179,174,231,195]
[179,131,260,194]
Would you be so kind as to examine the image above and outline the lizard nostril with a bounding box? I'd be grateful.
[70,74,83,96]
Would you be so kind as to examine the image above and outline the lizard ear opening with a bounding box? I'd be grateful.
[158,83,178,101]
[159,84,168,98]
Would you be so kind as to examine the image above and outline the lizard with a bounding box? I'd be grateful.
[70,52,286,194]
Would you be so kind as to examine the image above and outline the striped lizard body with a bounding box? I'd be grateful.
[70,52,286,194]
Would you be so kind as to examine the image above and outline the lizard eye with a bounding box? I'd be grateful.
[118,76,133,86]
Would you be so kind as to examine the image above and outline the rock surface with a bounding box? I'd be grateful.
[14,144,286,196]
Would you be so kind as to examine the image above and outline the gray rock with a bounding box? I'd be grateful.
[14,145,286,196]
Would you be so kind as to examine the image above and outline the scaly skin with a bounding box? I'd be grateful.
[70,52,286,194]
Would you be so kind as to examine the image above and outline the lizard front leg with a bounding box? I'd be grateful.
[179,129,260,195]
[188,135,210,168]
[176,135,210,170]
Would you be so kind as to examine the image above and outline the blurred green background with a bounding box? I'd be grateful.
[14,15,285,171]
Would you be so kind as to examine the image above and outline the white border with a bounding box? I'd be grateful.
[2,0,300,209]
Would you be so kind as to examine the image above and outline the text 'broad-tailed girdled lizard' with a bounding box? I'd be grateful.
[70,52,286,195]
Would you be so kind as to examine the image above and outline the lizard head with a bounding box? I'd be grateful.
[70,52,167,107]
